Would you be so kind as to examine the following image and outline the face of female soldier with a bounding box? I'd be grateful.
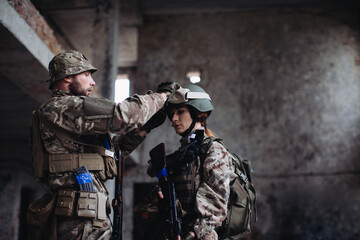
[170,106,194,135]
[69,71,96,96]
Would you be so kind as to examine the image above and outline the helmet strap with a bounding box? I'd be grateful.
[180,119,197,137]
[180,115,208,137]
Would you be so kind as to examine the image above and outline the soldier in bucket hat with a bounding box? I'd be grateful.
[47,50,97,90]
[28,50,178,240]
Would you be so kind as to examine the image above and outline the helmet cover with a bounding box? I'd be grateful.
[47,50,97,89]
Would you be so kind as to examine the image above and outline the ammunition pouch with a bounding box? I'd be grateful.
[103,156,117,179]
[77,191,97,218]
[55,189,108,221]
[55,189,76,216]
[27,193,57,240]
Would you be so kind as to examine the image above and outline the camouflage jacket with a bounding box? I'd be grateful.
[36,89,165,190]
[169,129,233,240]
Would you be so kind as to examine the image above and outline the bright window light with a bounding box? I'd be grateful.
[115,74,130,103]
[189,76,201,84]
[186,70,201,84]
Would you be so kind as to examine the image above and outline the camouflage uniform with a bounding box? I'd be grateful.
[143,130,233,240]
[142,84,235,240]
[166,130,233,240]
[29,50,168,240]
[33,89,165,239]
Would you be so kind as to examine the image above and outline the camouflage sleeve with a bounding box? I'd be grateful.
[113,129,146,157]
[38,93,165,136]
[193,141,232,240]
[111,93,166,134]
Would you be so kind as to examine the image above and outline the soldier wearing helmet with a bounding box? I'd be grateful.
[140,84,234,240]
[28,50,178,240]
[166,84,214,137]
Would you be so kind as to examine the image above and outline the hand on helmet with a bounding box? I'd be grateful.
[157,81,181,97]
[139,109,167,133]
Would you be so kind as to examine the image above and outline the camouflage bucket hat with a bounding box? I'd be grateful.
[47,50,97,89]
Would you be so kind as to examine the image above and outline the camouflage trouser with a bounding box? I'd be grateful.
[57,216,112,240]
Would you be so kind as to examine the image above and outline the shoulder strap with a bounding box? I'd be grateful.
[199,136,223,161]
[30,110,48,181]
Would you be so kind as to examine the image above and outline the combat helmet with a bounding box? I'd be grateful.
[166,84,213,136]
[167,84,213,113]
[47,50,97,89]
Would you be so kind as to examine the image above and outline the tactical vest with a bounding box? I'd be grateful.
[170,154,201,214]
[165,136,205,232]
[30,110,117,183]
[28,110,116,239]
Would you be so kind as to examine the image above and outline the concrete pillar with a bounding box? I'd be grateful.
[92,0,119,100]
[90,0,119,225]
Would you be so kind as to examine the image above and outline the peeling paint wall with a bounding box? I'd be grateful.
[130,8,360,239]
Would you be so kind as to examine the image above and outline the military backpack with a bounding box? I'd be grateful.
[199,137,257,240]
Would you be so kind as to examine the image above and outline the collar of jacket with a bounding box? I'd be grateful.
[179,127,207,146]
[51,89,74,97]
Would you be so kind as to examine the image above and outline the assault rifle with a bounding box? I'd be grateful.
[149,143,182,240]
[175,130,204,168]
[168,129,204,171]
[111,150,124,240]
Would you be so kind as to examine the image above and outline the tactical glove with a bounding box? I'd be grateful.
[157,81,181,97]
[182,232,196,240]
[140,109,166,133]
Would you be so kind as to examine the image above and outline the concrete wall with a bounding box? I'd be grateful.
[0,2,119,238]
[0,74,46,240]
[127,7,360,240]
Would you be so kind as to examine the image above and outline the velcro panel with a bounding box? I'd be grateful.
[79,153,105,171]
[83,97,115,118]
[49,154,78,173]
[55,189,76,216]
[77,191,97,218]
[49,153,105,173]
